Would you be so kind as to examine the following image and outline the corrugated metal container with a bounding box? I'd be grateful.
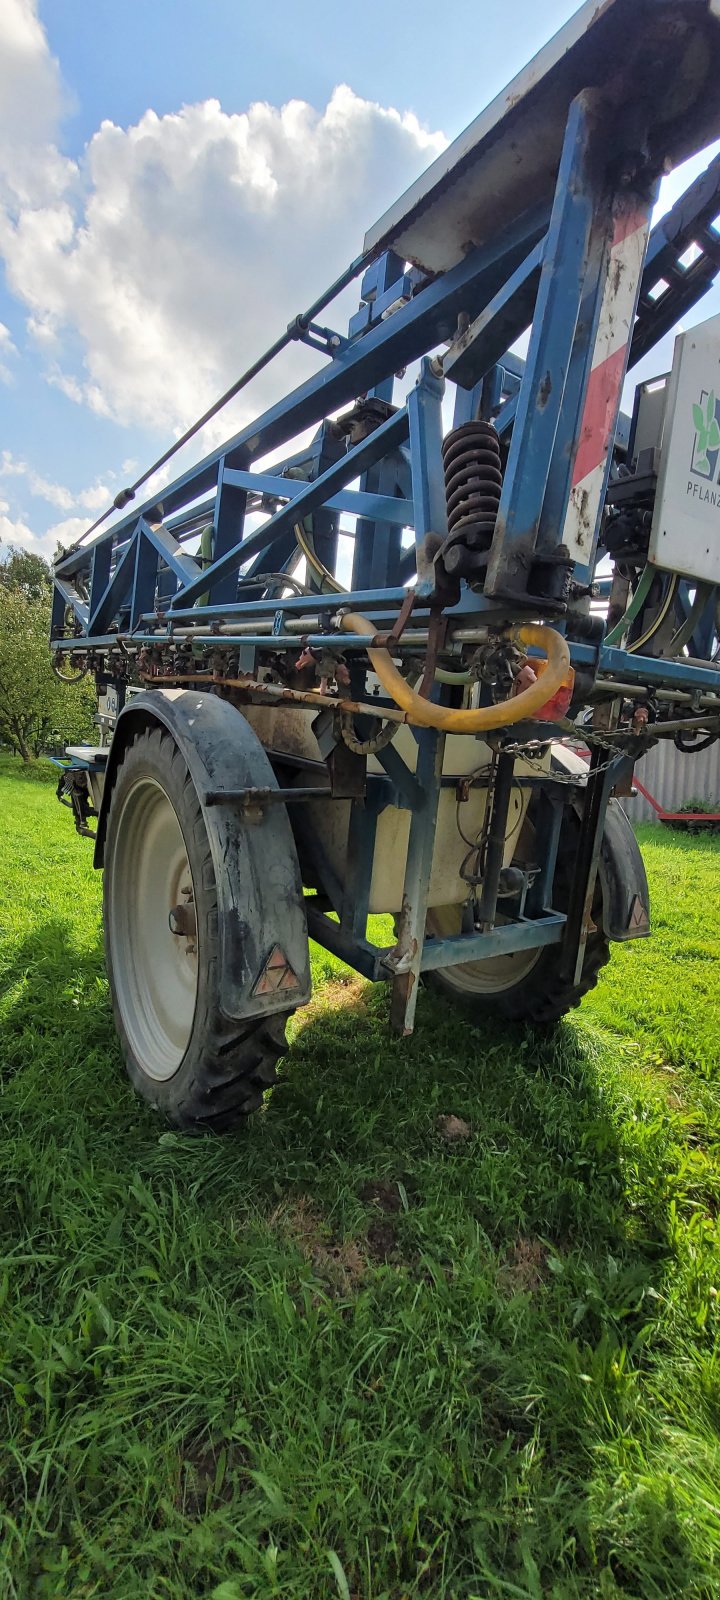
[624,738,720,822]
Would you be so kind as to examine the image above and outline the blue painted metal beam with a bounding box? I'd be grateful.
[420,914,565,971]
[485,93,598,599]
[222,468,414,527]
[407,358,448,593]
[139,517,203,587]
[55,201,550,584]
[130,536,159,632]
[304,904,389,982]
[211,459,247,607]
[158,586,425,622]
[88,542,112,619]
[165,496,217,534]
[374,742,423,811]
[443,239,543,390]
[387,727,444,1033]
[52,577,89,632]
[173,406,411,608]
[304,901,566,983]
[569,639,720,694]
[89,534,138,635]
[351,252,407,592]
[598,645,720,694]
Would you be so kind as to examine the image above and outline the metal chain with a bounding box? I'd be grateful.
[339,711,398,756]
[498,721,635,784]
[503,751,622,784]
[555,717,644,754]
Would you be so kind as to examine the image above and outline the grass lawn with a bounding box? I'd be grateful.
[1,752,719,1600]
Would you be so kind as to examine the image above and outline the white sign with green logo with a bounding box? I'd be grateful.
[649,309,720,585]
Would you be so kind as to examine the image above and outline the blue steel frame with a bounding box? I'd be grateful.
[52,69,720,1032]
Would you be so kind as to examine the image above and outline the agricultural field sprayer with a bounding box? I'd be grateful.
[52,0,720,1129]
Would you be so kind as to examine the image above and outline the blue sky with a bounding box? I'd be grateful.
[0,0,718,560]
[42,0,578,161]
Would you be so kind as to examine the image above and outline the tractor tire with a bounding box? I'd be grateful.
[425,806,610,1026]
[103,724,291,1131]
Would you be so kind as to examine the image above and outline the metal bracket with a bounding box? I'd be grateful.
[203,785,331,811]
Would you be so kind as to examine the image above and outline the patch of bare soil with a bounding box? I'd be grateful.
[436,1113,472,1142]
[291,975,369,1037]
[360,1178,403,1213]
[177,1437,247,1518]
[500,1236,548,1295]
[366,1219,398,1262]
[360,1176,408,1262]
[271,1195,367,1296]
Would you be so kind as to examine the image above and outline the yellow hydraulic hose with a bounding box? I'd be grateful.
[294,521,344,594]
[340,613,571,733]
[292,520,569,721]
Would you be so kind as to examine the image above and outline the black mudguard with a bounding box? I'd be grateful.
[597,797,651,941]
[95,689,311,1021]
[551,745,650,942]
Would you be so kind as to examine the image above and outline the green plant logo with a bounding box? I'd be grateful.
[691,390,720,478]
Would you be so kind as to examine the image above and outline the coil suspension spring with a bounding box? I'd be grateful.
[440,420,502,582]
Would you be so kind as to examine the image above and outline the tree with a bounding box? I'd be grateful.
[0,547,95,761]
[0,545,53,602]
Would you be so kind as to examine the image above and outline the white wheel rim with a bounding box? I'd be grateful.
[109,776,198,1081]
[427,904,542,995]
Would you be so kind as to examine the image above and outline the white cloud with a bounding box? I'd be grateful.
[0,499,87,562]
[0,502,40,552]
[0,0,63,148]
[0,322,17,382]
[0,1,446,455]
[41,514,89,552]
[0,448,114,560]
[0,0,73,211]
[46,364,112,418]
[0,451,111,512]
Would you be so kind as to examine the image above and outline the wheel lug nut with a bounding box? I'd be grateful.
[169,903,195,937]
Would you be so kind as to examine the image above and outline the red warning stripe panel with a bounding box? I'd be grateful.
[611,201,650,249]
[562,198,652,562]
[571,201,653,487]
[571,342,627,487]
